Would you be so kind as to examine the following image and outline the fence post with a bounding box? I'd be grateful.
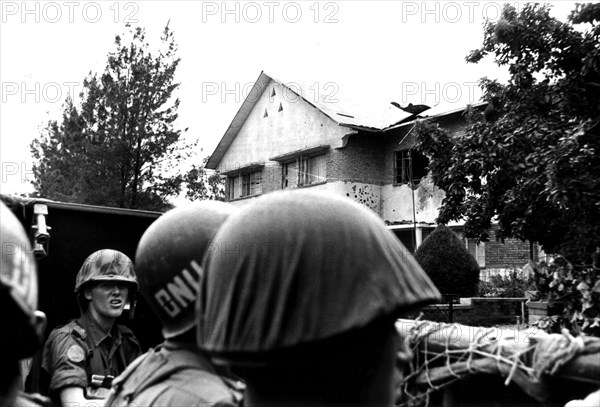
[443,294,456,323]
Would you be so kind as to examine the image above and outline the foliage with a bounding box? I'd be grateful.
[184,156,225,201]
[477,270,537,298]
[415,225,480,297]
[30,24,197,211]
[531,257,600,336]
[413,3,600,261]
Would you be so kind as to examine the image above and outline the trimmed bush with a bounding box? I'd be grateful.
[477,270,536,298]
[415,225,480,297]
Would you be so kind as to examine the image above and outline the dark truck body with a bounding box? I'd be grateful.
[1,195,164,390]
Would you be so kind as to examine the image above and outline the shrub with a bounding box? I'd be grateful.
[532,257,600,336]
[415,224,480,297]
[477,270,536,298]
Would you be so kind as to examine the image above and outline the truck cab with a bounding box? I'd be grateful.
[1,195,164,393]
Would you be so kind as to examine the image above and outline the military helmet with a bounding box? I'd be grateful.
[196,190,441,365]
[75,249,138,317]
[0,201,42,360]
[75,249,138,293]
[136,201,238,339]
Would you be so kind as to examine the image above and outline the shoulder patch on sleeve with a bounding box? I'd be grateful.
[67,345,86,363]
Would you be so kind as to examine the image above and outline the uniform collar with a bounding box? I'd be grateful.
[81,312,121,348]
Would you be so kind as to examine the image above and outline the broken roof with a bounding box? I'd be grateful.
[206,71,418,169]
[206,71,487,170]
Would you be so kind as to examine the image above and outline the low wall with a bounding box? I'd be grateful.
[415,297,529,326]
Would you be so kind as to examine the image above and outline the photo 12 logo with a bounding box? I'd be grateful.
[1,1,140,24]
[400,1,523,24]
[1,162,34,185]
[1,81,81,103]
[201,1,340,23]
[201,81,339,104]
[401,81,480,105]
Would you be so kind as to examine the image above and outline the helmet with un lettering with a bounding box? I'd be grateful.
[0,201,42,360]
[196,190,441,366]
[75,249,138,316]
[135,201,239,339]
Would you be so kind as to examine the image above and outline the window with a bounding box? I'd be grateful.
[282,154,326,188]
[466,238,486,268]
[394,149,429,185]
[228,170,262,200]
[282,160,298,189]
[300,154,326,186]
[243,171,262,196]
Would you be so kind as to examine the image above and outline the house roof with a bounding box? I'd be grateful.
[206,71,417,170]
[391,101,488,150]
[420,101,487,119]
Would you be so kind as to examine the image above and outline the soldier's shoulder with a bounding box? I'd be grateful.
[168,368,241,404]
[48,320,86,340]
[106,350,165,406]
[115,348,241,406]
[112,349,157,387]
[148,380,240,407]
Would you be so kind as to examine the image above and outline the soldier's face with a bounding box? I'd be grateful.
[85,282,129,319]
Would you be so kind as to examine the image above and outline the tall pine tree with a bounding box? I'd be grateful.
[31,23,192,211]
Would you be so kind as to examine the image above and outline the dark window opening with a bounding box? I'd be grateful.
[394,149,429,185]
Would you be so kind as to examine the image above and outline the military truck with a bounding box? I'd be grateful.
[1,194,164,392]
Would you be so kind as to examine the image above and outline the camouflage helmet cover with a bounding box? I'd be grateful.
[0,201,41,359]
[135,201,239,339]
[75,249,138,293]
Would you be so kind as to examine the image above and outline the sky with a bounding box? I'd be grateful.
[0,1,579,198]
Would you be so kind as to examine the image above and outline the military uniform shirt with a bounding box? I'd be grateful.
[41,312,141,397]
[104,340,244,407]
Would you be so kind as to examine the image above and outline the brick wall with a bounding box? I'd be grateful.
[413,225,534,270]
[327,133,387,185]
[485,226,535,269]
[413,298,528,326]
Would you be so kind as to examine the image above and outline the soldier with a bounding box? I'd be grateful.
[41,249,141,406]
[104,201,244,407]
[197,190,441,407]
[1,201,50,407]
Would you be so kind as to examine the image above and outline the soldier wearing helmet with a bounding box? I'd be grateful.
[196,190,441,407]
[1,201,49,407]
[41,249,141,406]
[104,201,244,407]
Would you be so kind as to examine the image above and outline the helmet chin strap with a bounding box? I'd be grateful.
[126,295,136,319]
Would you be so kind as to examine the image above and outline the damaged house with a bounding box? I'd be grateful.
[205,71,535,273]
